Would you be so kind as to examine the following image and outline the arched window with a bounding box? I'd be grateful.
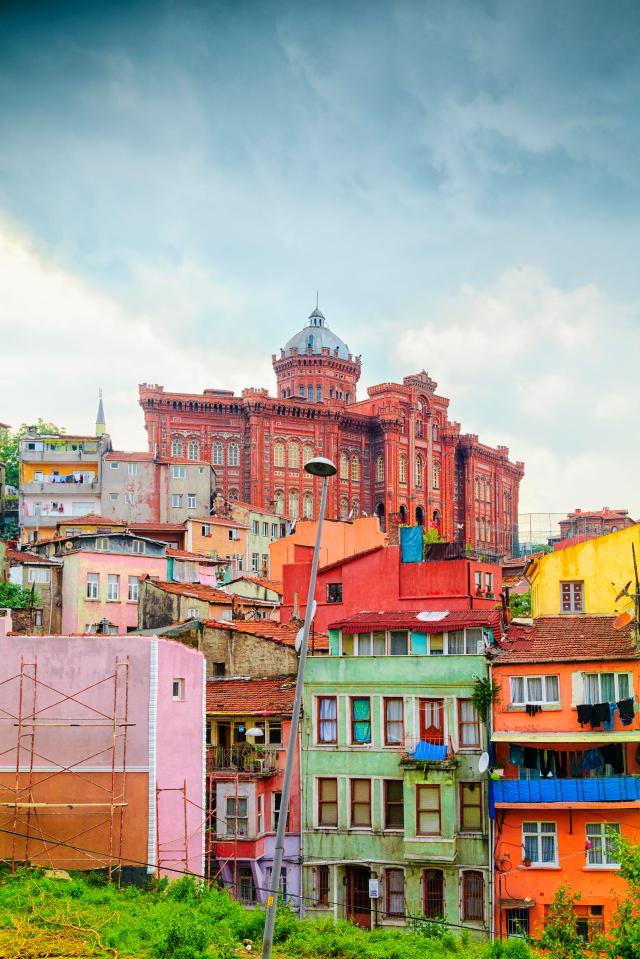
[340,497,349,520]
[171,439,183,457]
[432,422,439,442]
[228,443,239,466]
[461,871,484,922]
[289,489,299,518]
[416,506,424,527]
[423,869,444,919]
[288,442,300,469]
[432,461,440,490]
[475,477,481,501]
[212,441,223,466]
[303,491,313,518]
[352,498,360,518]
[188,440,200,461]
[399,455,407,484]
[303,444,314,466]
[416,420,423,438]
[399,504,407,524]
[273,443,285,468]
[351,455,360,482]
[376,502,386,532]
[274,489,284,515]
[340,453,349,480]
[415,455,424,488]
[376,455,384,483]
[485,480,491,504]
[228,488,238,500]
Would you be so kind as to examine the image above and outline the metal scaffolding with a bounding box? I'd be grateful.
[0,655,131,877]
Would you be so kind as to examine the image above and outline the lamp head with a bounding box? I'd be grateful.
[304,456,337,478]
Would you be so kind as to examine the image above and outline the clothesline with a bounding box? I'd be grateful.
[576,697,635,730]
[508,742,628,777]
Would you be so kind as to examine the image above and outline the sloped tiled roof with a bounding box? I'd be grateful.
[206,676,295,715]
[6,547,60,566]
[166,547,226,564]
[189,516,248,528]
[57,514,127,527]
[494,616,639,663]
[319,546,384,574]
[205,618,329,651]
[329,609,502,635]
[232,576,284,596]
[147,580,274,607]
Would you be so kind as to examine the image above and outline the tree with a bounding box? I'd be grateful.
[0,582,39,609]
[0,420,65,489]
[600,833,640,959]
[509,590,532,618]
[539,884,585,959]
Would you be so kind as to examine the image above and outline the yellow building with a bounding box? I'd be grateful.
[527,524,640,617]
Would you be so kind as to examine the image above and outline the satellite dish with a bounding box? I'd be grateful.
[615,581,632,602]
[416,611,447,622]
[295,628,304,653]
[613,610,634,630]
[478,752,490,774]
[246,727,264,738]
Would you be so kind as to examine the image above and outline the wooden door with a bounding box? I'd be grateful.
[419,698,444,744]
[346,866,371,928]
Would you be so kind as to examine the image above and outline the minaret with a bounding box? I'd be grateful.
[95,388,106,437]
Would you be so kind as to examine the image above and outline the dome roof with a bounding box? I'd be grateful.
[283,308,351,360]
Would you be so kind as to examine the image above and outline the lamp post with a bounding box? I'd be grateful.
[260,457,336,959]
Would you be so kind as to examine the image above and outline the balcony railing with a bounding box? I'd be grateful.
[493,776,640,803]
[206,745,278,776]
[400,736,454,763]
[23,480,99,494]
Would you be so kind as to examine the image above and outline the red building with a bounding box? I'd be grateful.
[556,507,636,546]
[139,307,524,558]
[280,543,502,633]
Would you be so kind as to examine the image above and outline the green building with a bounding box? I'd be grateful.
[301,610,499,934]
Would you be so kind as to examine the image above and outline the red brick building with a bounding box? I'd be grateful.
[139,307,524,558]
[557,507,636,545]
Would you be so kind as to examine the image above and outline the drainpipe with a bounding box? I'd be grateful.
[488,659,495,942]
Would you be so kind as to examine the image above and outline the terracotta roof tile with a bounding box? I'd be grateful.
[318,545,385,573]
[204,618,329,651]
[329,609,502,635]
[206,676,295,715]
[56,514,127,527]
[147,580,274,607]
[494,616,639,663]
[104,451,154,462]
[6,547,60,566]
[166,547,226,563]
[189,516,249,528]
[232,576,284,596]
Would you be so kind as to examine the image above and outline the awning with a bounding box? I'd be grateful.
[500,899,536,910]
[491,730,640,743]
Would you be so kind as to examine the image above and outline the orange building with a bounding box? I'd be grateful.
[185,516,248,575]
[491,617,640,942]
[269,515,386,581]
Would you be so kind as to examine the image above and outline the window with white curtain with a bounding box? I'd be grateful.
[510,675,560,705]
[584,673,630,704]
[586,823,620,867]
[523,822,558,865]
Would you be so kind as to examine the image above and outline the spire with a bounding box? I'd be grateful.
[95,388,106,437]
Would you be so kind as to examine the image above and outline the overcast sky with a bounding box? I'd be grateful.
[1,0,639,517]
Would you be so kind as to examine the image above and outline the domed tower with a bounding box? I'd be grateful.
[272,306,361,405]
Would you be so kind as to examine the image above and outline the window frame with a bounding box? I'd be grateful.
[423,869,445,919]
[326,582,343,604]
[107,574,119,601]
[316,696,337,744]
[560,580,584,613]
[383,779,404,831]
[383,696,404,746]
[350,696,372,744]
[459,781,483,833]
[349,778,372,828]
[384,868,405,918]
[461,870,485,922]
[522,821,558,866]
[317,777,338,828]
[416,784,441,836]
[510,674,560,706]
[585,822,620,868]
[458,699,481,749]
[314,865,329,906]
[172,465,187,480]
[172,677,185,702]
[128,576,139,602]
[86,572,99,601]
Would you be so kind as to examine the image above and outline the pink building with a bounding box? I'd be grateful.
[0,618,205,880]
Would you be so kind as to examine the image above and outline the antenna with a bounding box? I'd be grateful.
[316,290,319,310]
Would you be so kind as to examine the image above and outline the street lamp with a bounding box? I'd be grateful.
[261,456,336,959]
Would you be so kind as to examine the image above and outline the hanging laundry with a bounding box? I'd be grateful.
[603,703,616,732]
[617,698,635,726]
[576,704,593,726]
[539,750,555,778]
[582,748,605,771]
[556,751,568,778]
[523,747,539,770]
[569,751,584,778]
[600,743,625,775]
[590,702,611,728]
[525,704,542,717]
[509,744,524,766]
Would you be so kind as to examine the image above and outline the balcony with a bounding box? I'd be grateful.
[400,736,456,766]
[21,448,99,463]
[492,776,640,805]
[23,481,100,494]
[206,745,278,777]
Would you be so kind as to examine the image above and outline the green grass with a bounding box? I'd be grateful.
[0,869,537,959]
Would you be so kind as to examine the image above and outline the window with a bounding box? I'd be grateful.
[272,791,289,831]
[110,461,120,470]
[423,870,444,919]
[34,610,43,627]
[299,384,305,397]
[188,493,197,509]
[262,552,269,571]
[27,567,50,584]
[384,698,404,746]
[171,494,183,508]
[340,453,349,479]
[251,519,259,535]
[317,778,338,826]
[96,537,109,551]
[316,386,322,402]
[510,675,560,705]
[132,539,145,554]
[416,785,441,835]
[128,576,139,602]
[273,443,285,468]
[389,630,408,655]
[201,523,211,536]
[288,442,299,468]
[172,678,185,701]
[317,696,337,743]
[303,444,314,465]
[399,455,407,484]
[506,908,530,938]
[561,581,584,613]
[86,573,99,600]
[171,439,183,457]
[340,496,349,520]
[124,492,134,505]
[228,528,240,541]
[188,440,200,460]
[419,698,444,744]
[484,573,493,593]
[267,721,282,745]
[314,865,329,906]
[251,552,259,572]
[415,455,424,488]
[465,628,483,654]
[110,492,119,502]
[187,607,200,619]
[376,455,384,482]
[262,521,269,537]
[238,865,255,904]
[289,489,299,518]
[432,461,440,490]
[350,697,371,743]
[385,869,404,917]
[303,491,313,518]
[523,821,558,865]
[384,780,404,829]
[584,672,630,705]
[350,779,371,827]
[351,455,360,482]
[212,441,224,466]
[107,574,119,601]
[458,700,481,748]
[460,782,483,832]
[447,631,465,655]
[271,523,278,538]
[226,796,248,835]
[128,463,138,475]
[327,582,342,604]
[257,794,263,834]
[274,490,285,515]
[432,422,439,441]
[586,823,620,867]
[462,871,484,922]
[173,465,186,479]
[227,443,239,466]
